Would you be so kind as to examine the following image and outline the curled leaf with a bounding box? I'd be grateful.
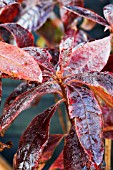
[64,5,109,27]
[0,82,61,135]
[0,23,34,47]
[66,85,104,165]
[0,41,42,82]
[14,100,63,169]
[0,1,20,23]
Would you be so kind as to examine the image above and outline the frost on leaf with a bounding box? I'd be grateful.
[14,101,63,170]
[0,23,34,47]
[23,47,54,71]
[0,1,20,23]
[0,41,42,82]
[17,1,54,31]
[66,85,104,166]
[103,4,113,29]
[63,125,89,169]
[64,5,109,27]
[38,134,63,169]
[64,36,111,74]
[49,151,64,170]
[0,82,61,135]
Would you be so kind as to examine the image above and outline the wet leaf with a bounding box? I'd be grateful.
[64,36,111,74]
[4,81,38,109]
[66,85,104,165]
[49,151,64,170]
[0,82,61,135]
[14,100,63,170]
[23,46,54,71]
[38,134,64,169]
[63,125,89,169]
[0,41,42,82]
[0,1,20,23]
[60,0,84,29]
[64,6,109,27]
[0,23,34,47]
[103,4,113,29]
[17,1,54,31]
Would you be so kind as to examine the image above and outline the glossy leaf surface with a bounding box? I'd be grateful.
[65,36,110,74]
[17,1,54,31]
[103,4,113,28]
[14,101,63,169]
[0,23,34,47]
[23,47,54,71]
[49,151,64,170]
[60,0,84,29]
[63,125,89,169]
[66,85,104,165]
[0,1,20,23]
[64,6,109,27]
[0,82,61,135]
[0,41,42,82]
[39,134,63,169]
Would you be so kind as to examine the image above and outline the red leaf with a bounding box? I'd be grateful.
[4,82,38,109]
[14,100,63,169]
[103,4,113,29]
[0,1,20,23]
[23,47,54,71]
[0,23,34,47]
[38,134,63,169]
[66,85,104,166]
[49,151,64,170]
[17,1,54,31]
[60,0,84,29]
[63,125,89,169]
[102,54,113,72]
[0,41,42,82]
[64,6,109,27]
[0,82,61,134]
[64,36,111,74]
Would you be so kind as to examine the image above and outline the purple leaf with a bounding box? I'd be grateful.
[63,125,89,169]
[66,85,104,166]
[39,134,64,169]
[0,23,34,47]
[0,82,61,135]
[60,0,84,29]
[64,36,111,74]
[23,47,54,72]
[0,41,42,82]
[0,1,20,23]
[103,4,113,29]
[17,1,54,31]
[14,100,63,169]
[64,5,109,27]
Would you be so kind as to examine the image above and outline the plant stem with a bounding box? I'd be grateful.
[105,139,111,170]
